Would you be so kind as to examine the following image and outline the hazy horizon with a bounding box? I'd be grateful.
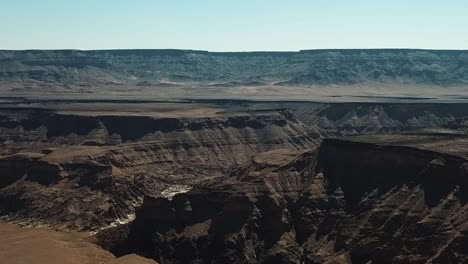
[2,48,468,52]
[2,0,467,51]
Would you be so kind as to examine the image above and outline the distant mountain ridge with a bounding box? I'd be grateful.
[0,49,467,87]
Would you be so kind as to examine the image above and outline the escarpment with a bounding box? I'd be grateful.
[311,139,468,263]
[1,49,467,86]
[105,139,468,264]
[317,139,468,207]
[0,109,318,147]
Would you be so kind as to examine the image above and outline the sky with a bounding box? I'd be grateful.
[1,0,467,51]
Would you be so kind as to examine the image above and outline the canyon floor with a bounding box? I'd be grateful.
[1,95,468,263]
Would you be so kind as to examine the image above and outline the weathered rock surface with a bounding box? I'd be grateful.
[288,102,468,136]
[0,109,317,231]
[2,101,468,263]
[104,138,468,263]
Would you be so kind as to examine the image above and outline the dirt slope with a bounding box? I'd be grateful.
[0,224,156,264]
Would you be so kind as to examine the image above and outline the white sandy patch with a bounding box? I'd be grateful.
[160,185,192,200]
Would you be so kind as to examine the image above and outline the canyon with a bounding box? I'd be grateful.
[0,49,467,263]
[99,138,468,264]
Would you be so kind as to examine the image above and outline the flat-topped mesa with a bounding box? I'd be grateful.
[0,49,466,86]
[0,109,318,146]
[0,108,319,173]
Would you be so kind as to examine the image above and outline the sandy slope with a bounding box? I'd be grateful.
[0,224,156,264]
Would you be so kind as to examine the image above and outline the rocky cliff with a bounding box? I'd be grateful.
[105,139,468,263]
[0,109,317,230]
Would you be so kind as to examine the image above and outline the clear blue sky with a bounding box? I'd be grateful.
[1,0,467,51]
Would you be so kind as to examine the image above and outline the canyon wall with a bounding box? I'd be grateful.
[109,139,468,264]
[0,109,317,230]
